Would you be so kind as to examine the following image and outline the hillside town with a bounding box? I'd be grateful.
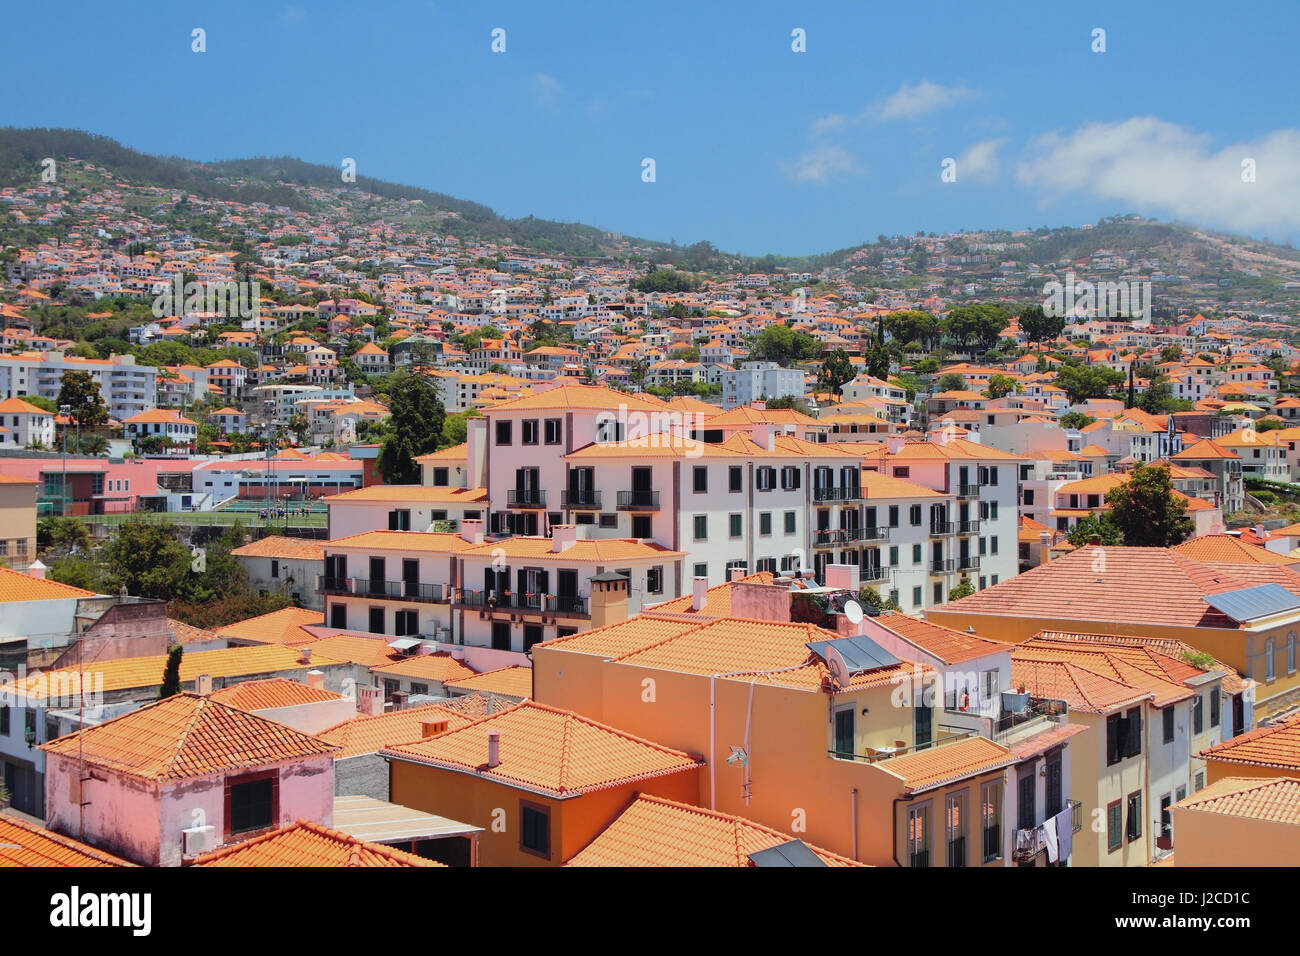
[2,154,1300,874]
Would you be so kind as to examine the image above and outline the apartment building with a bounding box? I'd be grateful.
[0,352,158,421]
[0,397,54,448]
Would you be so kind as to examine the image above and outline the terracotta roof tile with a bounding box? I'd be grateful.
[0,814,133,867]
[443,666,532,699]
[318,702,482,758]
[217,607,324,644]
[370,652,477,684]
[192,820,441,867]
[877,611,1012,664]
[881,736,1014,792]
[1199,715,1300,771]
[1171,776,1300,825]
[0,567,95,603]
[230,537,325,560]
[208,677,346,710]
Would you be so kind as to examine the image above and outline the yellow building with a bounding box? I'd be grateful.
[1169,776,1300,866]
[1199,714,1300,784]
[0,473,37,570]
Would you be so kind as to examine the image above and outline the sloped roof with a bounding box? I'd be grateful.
[192,820,440,867]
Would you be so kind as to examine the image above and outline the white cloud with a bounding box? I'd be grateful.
[874,81,973,123]
[954,138,1005,183]
[1017,117,1300,233]
[532,74,561,108]
[785,145,860,184]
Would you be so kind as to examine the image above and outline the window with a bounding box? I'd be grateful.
[833,707,854,758]
[982,669,998,701]
[520,802,550,859]
[228,775,276,836]
[1210,690,1220,728]
[544,418,562,444]
[1017,772,1035,831]
[981,781,1002,863]
[1265,637,1276,681]
[912,544,922,564]
[784,511,796,534]
[693,466,708,494]
[1192,694,1204,735]
[270,560,279,579]
[781,466,801,490]
[759,512,772,535]
[990,502,998,520]
[1194,771,1204,792]
[1023,489,1035,505]
[647,566,663,594]
[495,420,512,445]
[432,467,449,486]
[912,586,922,606]
[0,705,7,735]
[990,536,999,555]
[1289,632,1298,674]
[1159,795,1173,844]
[1107,801,1122,852]
[893,466,910,478]
[521,419,539,444]
[693,562,708,579]
[729,466,743,493]
[1126,791,1142,842]
[694,516,708,540]
[1162,707,1175,744]
[394,610,417,636]
[888,505,899,527]
[368,607,384,634]
[756,466,776,491]
[1107,707,1143,765]
[601,513,620,529]
[409,682,429,697]
[388,509,411,531]
[946,791,968,868]
[909,504,922,526]
[907,804,930,868]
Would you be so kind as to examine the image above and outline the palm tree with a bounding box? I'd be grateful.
[79,435,109,456]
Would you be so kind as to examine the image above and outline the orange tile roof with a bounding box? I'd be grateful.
[292,633,404,667]
[40,693,339,780]
[217,607,324,644]
[230,537,325,560]
[325,530,478,553]
[192,820,440,867]
[208,677,345,711]
[881,736,1015,792]
[567,794,864,867]
[324,485,488,504]
[443,665,533,699]
[488,383,666,413]
[370,652,477,684]
[0,566,95,603]
[318,702,482,758]
[1011,655,1153,713]
[2,644,339,701]
[382,701,704,798]
[463,536,683,562]
[942,544,1300,629]
[0,814,134,867]
[1171,776,1300,826]
[1172,535,1296,566]
[649,571,776,615]
[0,397,53,415]
[877,611,1012,664]
[1199,715,1300,771]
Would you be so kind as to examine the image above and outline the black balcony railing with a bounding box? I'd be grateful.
[861,565,887,582]
[617,490,659,510]
[455,589,589,616]
[353,579,446,602]
[956,484,981,498]
[957,555,981,571]
[930,522,955,535]
[506,489,546,508]
[561,489,602,510]
[956,519,980,534]
[931,558,955,573]
[320,575,350,594]
[812,527,883,547]
[813,485,861,503]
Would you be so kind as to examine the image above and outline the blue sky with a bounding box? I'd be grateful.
[4,0,1300,255]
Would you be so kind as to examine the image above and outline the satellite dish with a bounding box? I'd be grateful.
[825,644,851,690]
[843,600,864,625]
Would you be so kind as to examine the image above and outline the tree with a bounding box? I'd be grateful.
[858,586,900,612]
[1136,378,1193,415]
[1018,304,1065,344]
[100,517,193,599]
[37,516,91,553]
[944,304,1011,351]
[818,349,855,397]
[937,372,967,392]
[1059,411,1096,430]
[288,412,310,445]
[883,310,939,350]
[985,374,1017,399]
[158,645,183,699]
[763,395,813,415]
[948,577,976,601]
[377,372,447,484]
[1055,363,1124,404]
[1160,344,1183,363]
[1104,464,1194,547]
[57,369,108,428]
[22,394,57,413]
[863,341,891,381]
[1066,512,1123,547]
[750,324,820,367]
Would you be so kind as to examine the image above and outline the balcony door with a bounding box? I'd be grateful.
[631,466,652,506]
[914,698,932,750]
[369,557,385,594]
[403,559,419,598]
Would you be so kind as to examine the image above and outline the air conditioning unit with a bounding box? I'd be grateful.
[181,825,217,859]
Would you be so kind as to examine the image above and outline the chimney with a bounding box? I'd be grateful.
[886,435,904,454]
[1255,524,1266,541]
[390,690,409,711]
[751,400,767,411]
[358,685,384,717]
[691,576,709,612]
[298,646,313,665]
[460,518,484,545]
[449,646,466,661]
[824,563,859,592]
[487,731,501,768]
[751,422,776,451]
[730,566,747,583]
[194,673,212,696]
[26,559,47,580]
[420,719,449,739]
[417,642,436,655]
[305,670,324,689]
[1088,534,1101,545]
[551,524,578,553]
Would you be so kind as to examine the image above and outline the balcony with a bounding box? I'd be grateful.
[860,565,887,583]
[561,489,602,510]
[617,490,659,511]
[812,526,885,548]
[455,589,589,616]
[813,485,860,503]
[352,579,447,603]
[506,489,547,509]
[930,558,955,573]
[956,519,980,534]
[930,522,955,535]
[957,555,981,571]
[956,484,981,499]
